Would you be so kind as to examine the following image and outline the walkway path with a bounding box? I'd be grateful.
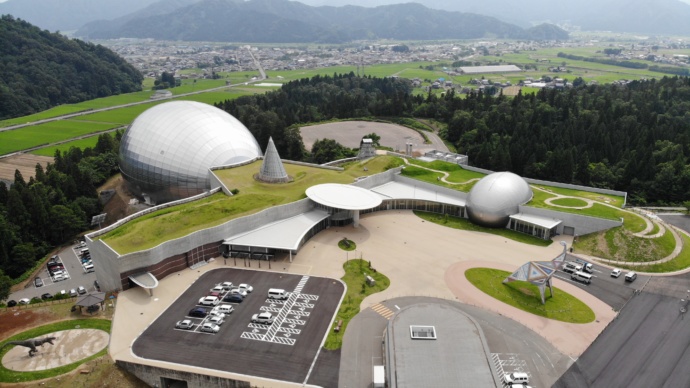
[401,157,480,186]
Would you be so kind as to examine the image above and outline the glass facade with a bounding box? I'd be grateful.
[119,101,262,204]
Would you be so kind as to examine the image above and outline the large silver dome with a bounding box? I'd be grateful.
[465,172,532,228]
[119,101,262,204]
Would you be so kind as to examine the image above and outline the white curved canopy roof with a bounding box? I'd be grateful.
[306,183,382,210]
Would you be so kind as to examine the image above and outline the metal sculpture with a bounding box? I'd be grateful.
[1,336,57,357]
[503,241,568,304]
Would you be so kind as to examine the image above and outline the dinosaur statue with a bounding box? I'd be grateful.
[1,336,57,357]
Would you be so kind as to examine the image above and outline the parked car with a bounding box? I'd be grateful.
[198,296,220,306]
[238,283,253,293]
[175,319,195,330]
[34,277,43,287]
[208,291,222,298]
[77,286,87,295]
[251,312,274,325]
[53,274,65,282]
[94,280,101,292]
[18,298,31,305]
[229,288,247,297]
[209,285,225,294]
[69,289,78,297]
[211,304,234,315]
[41,293,53,300]
[223,294,244,303]
[611,268,622,278]
[188,307,207,318]
[199,322,220,333]
[7,300,17,307]
[209,315,225,326]
[218,281,233,290]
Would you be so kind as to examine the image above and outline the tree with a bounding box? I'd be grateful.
[310,139,354,164]
[0,270,11,302]
[684,200,690,214]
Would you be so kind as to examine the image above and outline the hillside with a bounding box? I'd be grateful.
[74,0,567,43]
[0,15,143,120]
[299,0,690,36]
[0,0,164,32]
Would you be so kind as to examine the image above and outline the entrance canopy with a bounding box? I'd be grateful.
[306,183,382,210]
[128,272,159,289]
[223,209,329,251]
[371,181,466,207]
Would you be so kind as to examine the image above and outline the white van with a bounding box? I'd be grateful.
[563,262,582,274]
[504,372,529,384]
[268,288,288,300]
[571,271,592,284]
[215,304,234,315]
[83,264,95,273]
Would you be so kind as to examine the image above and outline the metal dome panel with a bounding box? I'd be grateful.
[465,172,532,228]
[119,101,262,204]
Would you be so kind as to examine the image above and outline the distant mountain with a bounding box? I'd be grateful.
[0,15,143,120]
[298,0,690,35]
[74,0,567,43]
[0,0,166,32]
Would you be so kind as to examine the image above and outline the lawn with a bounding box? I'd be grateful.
[324,259,390,350]
[99,156,402,254]
[0,319,111,383]
[414,211,552,247]
[550,197,590,207]
[400,164,480,192]
[531,185,625,208]
[465,268,595,323]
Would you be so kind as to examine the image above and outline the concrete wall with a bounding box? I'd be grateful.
[351,167,401,189]
[518,206,622,236]
[117,361,250,388]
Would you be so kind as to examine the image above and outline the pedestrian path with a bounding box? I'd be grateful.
[370,303,395,319]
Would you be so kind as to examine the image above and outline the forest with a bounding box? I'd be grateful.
[0,15,143,120]
[217,73,690,205]
[0,133,120,295]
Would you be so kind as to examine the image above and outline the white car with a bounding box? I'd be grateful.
[18,298,31,305]
[251,312,274,325]
[53,274,65,282]
[209,315,225,326]
[198,296,220,306]
[211,304,234,315]
[238,283,253,293]
[230,288,248,297]
[175,319,194,330]
[208,309,226,319]
[218,281,233,290]
[611,268,622,278]
[209,285,225,294]
[69,289,78,297]
[199,322,220,333]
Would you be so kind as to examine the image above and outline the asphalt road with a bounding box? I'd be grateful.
[555,254,643,311]
[554,290,690,388]
[132,269,343,384]
[339,296,572,388]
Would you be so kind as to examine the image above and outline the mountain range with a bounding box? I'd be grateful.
[0,0,688,36]
[73,0,568,43]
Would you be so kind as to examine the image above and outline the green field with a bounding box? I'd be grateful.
[0,120,118,155]
[32,136,105,157]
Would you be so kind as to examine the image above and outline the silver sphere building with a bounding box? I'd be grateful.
[465,172,533,228]
[119,101,262,204]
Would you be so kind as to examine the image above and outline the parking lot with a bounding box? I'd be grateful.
[7,242,99,304]
[553,254,645,311]
[132,268,344,383]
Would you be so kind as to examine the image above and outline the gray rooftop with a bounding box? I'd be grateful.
[510,212,563,229]
[459,65,522,74]
[370,181,466,207]
[223,209,329,251]
[385,303,495,388]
